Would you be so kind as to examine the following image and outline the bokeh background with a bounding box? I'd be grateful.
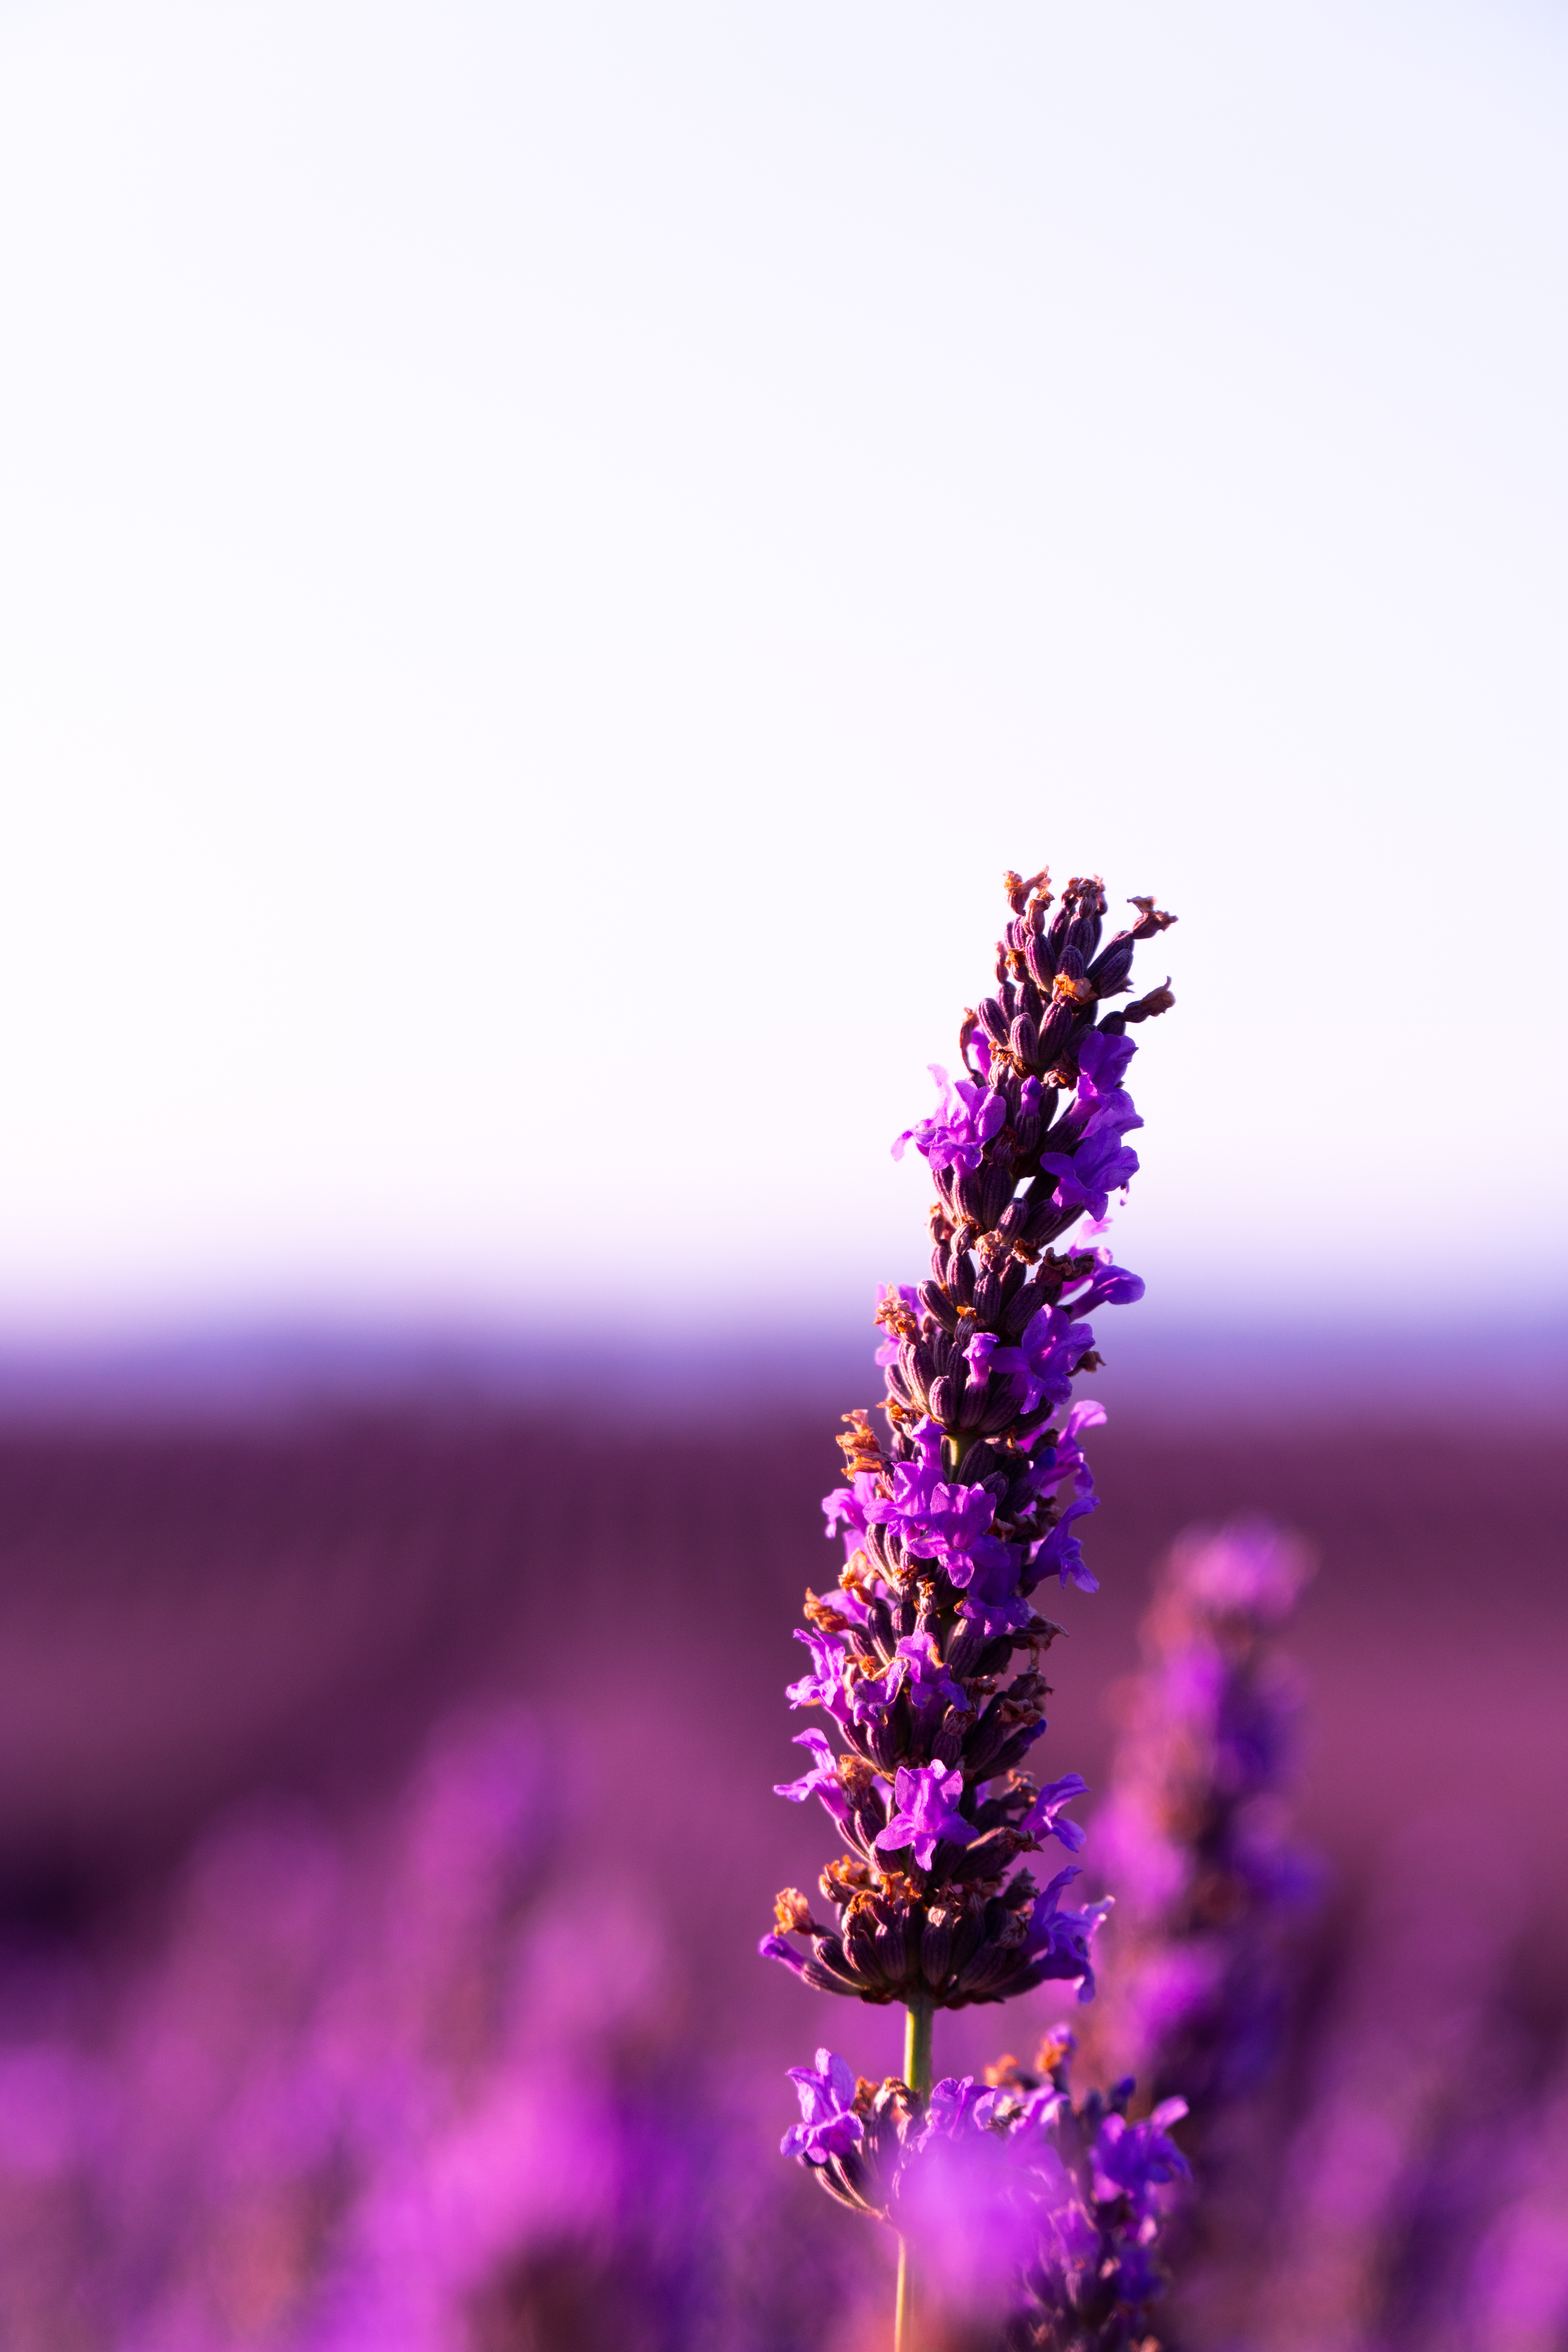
[0,1,1564,2345]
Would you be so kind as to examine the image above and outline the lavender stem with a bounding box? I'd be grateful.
[903,1993,934,2102]
[894,2237,918,2352]
[896,1996,935,2350]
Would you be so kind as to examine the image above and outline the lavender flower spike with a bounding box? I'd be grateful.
[761,869,1178,2349]
[1089,1515,1319,2113]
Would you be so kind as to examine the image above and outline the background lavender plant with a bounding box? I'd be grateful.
[1071,1517,1318,2349]
[760,869,1181,2345]
[0,1399,1559,2349]
[1085,1516,1319,2113]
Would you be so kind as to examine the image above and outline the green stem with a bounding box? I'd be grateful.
[895,1997,934,2352]
[903,1994,934,2100]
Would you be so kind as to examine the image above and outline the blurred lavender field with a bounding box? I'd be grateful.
[0,1352,1562,2350]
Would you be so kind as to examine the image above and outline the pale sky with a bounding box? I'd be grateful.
[0,0,1563,1340]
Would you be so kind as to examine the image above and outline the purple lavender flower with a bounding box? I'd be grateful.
[762,869,1178,2347]
[849,1636,968,1733]
[1091,2103,1194,2212]
[1031,1489,1101,1593]
[1004,2041,1191,2348]
[1087,1516,1318,2115]
[1022,1774,1090,1854]
[786,1627,850,1715]
[876,1763,976,1869]
[792,2030,1191,2345]
[782,2049,866,2163]
[893,1065,1009,1176]
[1037,1123,1142,1221]
[976,1301,1096,1417]
[1068,1254,1145,1312]
[1073,1023,1139,1102]
[771,1727,856,1839]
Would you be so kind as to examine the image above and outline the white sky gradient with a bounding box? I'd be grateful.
[0,0,1563,1339]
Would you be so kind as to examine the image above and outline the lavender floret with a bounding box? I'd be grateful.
[782,2049,866,2163]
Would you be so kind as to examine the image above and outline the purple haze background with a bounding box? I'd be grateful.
[0,0,1564,2338]
[0,1341,1561,2349]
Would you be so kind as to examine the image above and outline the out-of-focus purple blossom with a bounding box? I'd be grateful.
[1091,2101,1193,2214]
[1009,2060,1191,2348]
[920,2071,998,2144]
[1461,2049,1568,2352]
[0,1701,899,2352]
[1088,1517,1318,2112]
[784,2032,1190,2346]
[1240,1819,1526,2352]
